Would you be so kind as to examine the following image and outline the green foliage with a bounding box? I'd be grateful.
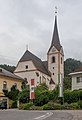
[49,89,58,101]
[3,89,9,97]
[78,101,82,109]
[18,87,30,103]
[34,83,50,106]
[35,83,49,91]
[0,64,15,73]
[63,77,71,90]
[43,102,61,110]
[64,58,82,76]
[8,85,19,101]
[21,79,28,90]
[64,90,82,104]
[34,90,50,106]
[19,102,33,110]
[3,85,19,101]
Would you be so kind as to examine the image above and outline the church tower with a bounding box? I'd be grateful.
[47,9,64,88]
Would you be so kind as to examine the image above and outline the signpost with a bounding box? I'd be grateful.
[30,79,35,102]
[58,73,64,104]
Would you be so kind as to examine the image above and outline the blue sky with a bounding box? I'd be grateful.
[0,0,82,65]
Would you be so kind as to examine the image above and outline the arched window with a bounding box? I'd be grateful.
[52,56,55,63]
[3,81,7,90]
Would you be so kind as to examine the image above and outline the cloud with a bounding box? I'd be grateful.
[0,0,82,65]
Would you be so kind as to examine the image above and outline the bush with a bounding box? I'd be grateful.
[78,101,82,109]
[43,102,61,110]
[9,100,17,108]
[18,89,30,103]
[70,103,80,109]
[19,102,33,110]
[12,101,17,108]
[34,90,50,106]
[64,90,80,104]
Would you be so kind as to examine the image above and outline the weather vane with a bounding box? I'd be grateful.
[55,6,57,15]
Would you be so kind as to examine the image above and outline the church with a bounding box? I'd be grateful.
[14,12,64,91]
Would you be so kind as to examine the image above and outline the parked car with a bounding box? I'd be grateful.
[0,102,7,109]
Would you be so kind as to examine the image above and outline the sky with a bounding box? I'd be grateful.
[0,0,82,65]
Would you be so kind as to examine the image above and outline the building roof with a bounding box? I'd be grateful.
[19,50,51,76]
[0,67,23,81]
[48,15,62,53]
[69,66,82,76]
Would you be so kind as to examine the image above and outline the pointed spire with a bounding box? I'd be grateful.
[51,7,61,51]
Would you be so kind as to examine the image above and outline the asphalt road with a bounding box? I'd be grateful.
[0,109,82,120]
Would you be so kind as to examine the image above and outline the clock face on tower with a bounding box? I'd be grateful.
[52,47,56,52]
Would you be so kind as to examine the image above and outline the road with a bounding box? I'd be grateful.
[0,109,82,120]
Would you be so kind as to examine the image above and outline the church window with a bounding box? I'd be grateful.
[3,81,7,90]
[26,65,28,69]
[40,77,41,84]
[52,56,55,63]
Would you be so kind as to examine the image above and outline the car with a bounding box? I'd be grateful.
[0,102,7,109]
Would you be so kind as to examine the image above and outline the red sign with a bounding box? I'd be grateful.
[31,92,34,99]
[31,79,34,85]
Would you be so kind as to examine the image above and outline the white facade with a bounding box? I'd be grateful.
[69,72,82,90]
[14,61,50,87]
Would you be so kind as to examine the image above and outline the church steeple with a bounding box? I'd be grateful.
[48,8,62,52]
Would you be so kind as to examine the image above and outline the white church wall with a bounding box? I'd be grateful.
[14,61,36,72]
[14,59,50,87]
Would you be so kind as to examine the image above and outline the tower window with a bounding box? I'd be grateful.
[53,73,54,75]
[52,56,55,63]
[53,67,54,69]
[61,57,62,64]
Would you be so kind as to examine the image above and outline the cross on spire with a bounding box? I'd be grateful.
[55,6,57,16]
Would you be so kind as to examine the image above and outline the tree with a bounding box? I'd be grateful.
[3,85,19,101]
[18,86,30,103]
[63,77,72,90]
[64,58,82,76]
[21,78,28,90]
[0,64,15,73]
[34,83,50,106]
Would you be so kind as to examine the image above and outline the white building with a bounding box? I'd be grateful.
[69,66,82,90]
[14,14,64,90]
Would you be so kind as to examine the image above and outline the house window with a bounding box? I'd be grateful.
[52,56,55,63]
[77,77,82,83]
[3,81,7,90]
[26,65,28,69]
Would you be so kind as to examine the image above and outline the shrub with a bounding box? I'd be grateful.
[43,102,61,110]
[34,90,50,106]
[19,102,33,110]
[70,103,80,109]
[9,100,17,108]
[18,89,30,103]
[78,101,82,109]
